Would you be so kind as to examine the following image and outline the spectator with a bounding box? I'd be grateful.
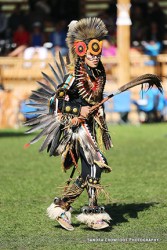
[30,22,45,47]
[102,39,117,57]
[142,22,163,65]
[112,91,131,124]
[23,46,48,68]
[8,25,30,57]
[23,23,48,68]
[13,24,30,47]
[133,88,165,123]
[49,20,68,56]
[8,22,48,60]
[105,91,131,124]
[142,40,162,57]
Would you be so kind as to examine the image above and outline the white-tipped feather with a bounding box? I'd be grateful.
[68,20,78,31]
[78,125,99,165]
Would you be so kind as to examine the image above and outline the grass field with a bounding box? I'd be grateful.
[0,124,167,250]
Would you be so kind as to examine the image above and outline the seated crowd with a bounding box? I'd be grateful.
[0,1,167,127]
[0,1,166,58]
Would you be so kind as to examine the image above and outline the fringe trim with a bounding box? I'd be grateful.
[94,160,112,172]
[87,182,111,203]
[76,212,111,224]
[46,203,71,222]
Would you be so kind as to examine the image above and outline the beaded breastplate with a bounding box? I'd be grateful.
[75,58,106,105]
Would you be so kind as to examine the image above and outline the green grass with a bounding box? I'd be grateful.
[0,124,167,250]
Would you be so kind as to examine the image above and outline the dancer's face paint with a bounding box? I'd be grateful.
[85,50,101,68]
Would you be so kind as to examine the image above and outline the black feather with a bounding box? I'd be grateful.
[39,121,61,152]
[36,81,55,95]
[25,117,55,134]
[24,109,48,115]
[49,125,63,156]
[66,53,70,65]
[54,130,73,156]
[54,60,64,81]
[119,74,163,94]
[29,120,59,145]
[24,114,48,126]
[59,51,67,76]
[39,127,57,152]
[42,72,57,90]
[49,63,62,85]
[26,103,48,109]
[32,90,51,99]
[29,97,48,105]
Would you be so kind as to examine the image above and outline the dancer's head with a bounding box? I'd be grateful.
[66,17,108,67]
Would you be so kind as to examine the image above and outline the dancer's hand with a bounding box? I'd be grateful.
[80,106,90,118]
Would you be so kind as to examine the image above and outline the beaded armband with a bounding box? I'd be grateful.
[56,74,74,100]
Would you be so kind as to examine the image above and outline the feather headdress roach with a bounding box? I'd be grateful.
[66,17,108,62]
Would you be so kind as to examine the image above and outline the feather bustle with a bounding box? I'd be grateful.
[36,81,55,95]
[49,63,62,85]
[59,51,67,75]
[42,71,57,89]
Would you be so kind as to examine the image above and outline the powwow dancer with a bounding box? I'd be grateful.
[24,17,163,231]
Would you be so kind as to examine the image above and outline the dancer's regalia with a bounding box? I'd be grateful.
[24,17,162,230]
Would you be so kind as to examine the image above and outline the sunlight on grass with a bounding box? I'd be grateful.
[0,124,167,249]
